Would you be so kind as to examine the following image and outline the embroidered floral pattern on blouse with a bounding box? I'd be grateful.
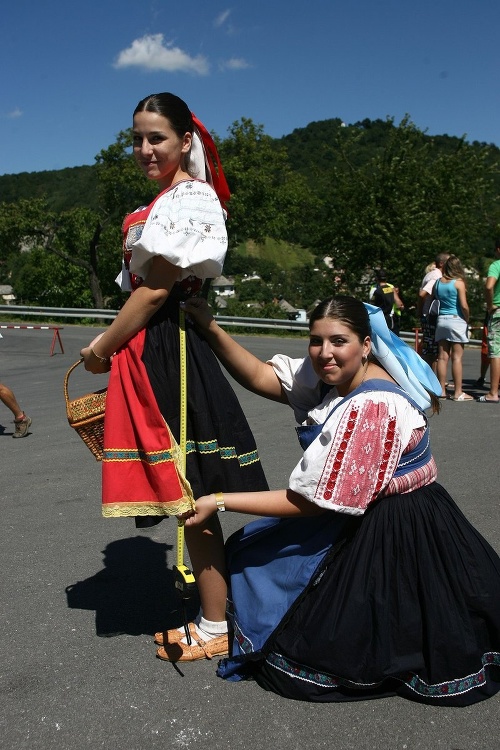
[118,181,227,294]
[320,407,357,501]
[315,400,401,510]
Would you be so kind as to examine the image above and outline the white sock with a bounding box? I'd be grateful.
[180,615,227,645]
[197,616,228,639]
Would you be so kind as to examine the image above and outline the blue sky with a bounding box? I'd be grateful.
[1,0,498,176]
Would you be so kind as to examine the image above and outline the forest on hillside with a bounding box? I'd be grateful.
[0,116,499,328]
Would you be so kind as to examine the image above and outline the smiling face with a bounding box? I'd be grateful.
[308,317,371,396]
[132,110,192,190]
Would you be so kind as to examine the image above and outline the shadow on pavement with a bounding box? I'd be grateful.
[65,535,199,637]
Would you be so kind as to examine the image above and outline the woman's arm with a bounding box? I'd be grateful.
[456,280,469,322]
[81,255,179,373]
[181,297,288,403]
[181,489,326,527]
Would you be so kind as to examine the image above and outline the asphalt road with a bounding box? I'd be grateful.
[1,325,499,750]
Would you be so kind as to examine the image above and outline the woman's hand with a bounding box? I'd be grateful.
[178,495,218,527]
[180,297,215,331]
[80,344,112,374]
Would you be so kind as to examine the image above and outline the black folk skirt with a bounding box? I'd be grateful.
[138,299,268,525]
[222,483,500,706]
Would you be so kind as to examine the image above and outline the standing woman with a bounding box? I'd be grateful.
[80,94,268,634]
[434,255,473,401]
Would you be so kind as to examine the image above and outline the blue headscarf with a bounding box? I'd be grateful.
[364,303,441,411]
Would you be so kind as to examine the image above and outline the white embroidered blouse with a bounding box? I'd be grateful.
[116,180,227,290]
[269,354,437,516]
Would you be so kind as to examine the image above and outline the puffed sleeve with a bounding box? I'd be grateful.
[289,392,423,515]
[268,354,326,423]
[130,181,227,281]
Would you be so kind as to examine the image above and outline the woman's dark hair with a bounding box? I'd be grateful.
[133,93,194,138]
[310,295,441,414]
[309,296,370,342]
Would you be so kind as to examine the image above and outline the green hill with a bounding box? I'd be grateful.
[233,238,315,270]
[0,165,99,212]
[1,117,498,212]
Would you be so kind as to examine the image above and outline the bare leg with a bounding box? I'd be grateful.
[487,358,500,400]
[185,514,227,622]
[436,341,450,397]
[0,382,24,419]
[450,343,464,398]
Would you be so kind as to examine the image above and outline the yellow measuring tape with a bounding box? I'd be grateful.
[177,308,188,567]
[174,309,196,606]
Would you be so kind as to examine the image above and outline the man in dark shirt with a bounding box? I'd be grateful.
[370,269,404,333]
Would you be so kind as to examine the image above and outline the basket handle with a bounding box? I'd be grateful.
[63,359,85,417]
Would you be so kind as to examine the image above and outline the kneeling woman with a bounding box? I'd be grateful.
[162,296,500,706]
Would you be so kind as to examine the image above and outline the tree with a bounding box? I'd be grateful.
[236,279,274,304]
[265,264,335,310]
[95,129,157,221]
[310,117,499,305]
[0,199,120,308]
[217,118,313,247]
[1,116,498,317]
[0,131,153,308]
[10,246,90,307]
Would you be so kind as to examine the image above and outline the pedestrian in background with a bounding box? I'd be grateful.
[434,255,473,401]
[0,380,32,437]
[418,253,449,371]
[477,239,500,403]
[369,269,404,333]
[473,314,500,389]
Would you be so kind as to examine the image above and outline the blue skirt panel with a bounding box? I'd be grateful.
[223,513,352,671]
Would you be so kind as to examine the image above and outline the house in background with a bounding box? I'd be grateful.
[278,298,307,322]
[211,275,235,310]
[0,284,16,304]
[211,275,235,297]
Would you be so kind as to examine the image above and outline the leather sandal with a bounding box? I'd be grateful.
[154,622,198,646]
[156,633,229,662]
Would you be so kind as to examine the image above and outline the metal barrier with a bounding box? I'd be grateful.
[0,304,116,320]
[0,323,64,355]
[0,305,481,350]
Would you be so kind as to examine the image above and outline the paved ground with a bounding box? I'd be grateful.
[1,324,499,750]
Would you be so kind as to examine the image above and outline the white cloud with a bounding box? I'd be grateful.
[7,108,23,119]
[114,34,209,75]
[214,10,231,28]
[220,58,251,71]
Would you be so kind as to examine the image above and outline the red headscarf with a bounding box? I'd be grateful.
[191,114,231,212]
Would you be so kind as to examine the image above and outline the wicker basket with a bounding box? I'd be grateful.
[64,359,107,461]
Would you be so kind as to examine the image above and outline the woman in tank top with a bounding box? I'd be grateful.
[434,255,473,401]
